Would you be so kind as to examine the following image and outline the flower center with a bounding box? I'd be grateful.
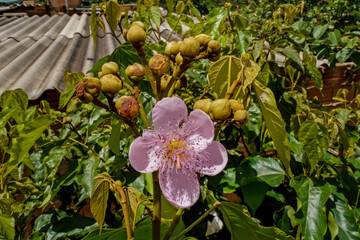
[163,136,188,169]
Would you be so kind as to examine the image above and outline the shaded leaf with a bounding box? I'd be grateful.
[252,80,292,177]
[203,7,227,38]
[105,0,121,33]
[208,56,242,98]
[149,6,162,27]
[90,179,110,232]
[236,31,252,54]
[166,15,182,34]
[312,25,327,39]
[329,30,341,46]
[241,182,268,214]
[0,88,28,110]
[274,47,304,72]
[305,62,323,91]
[165,0,174,13]
[219,202,294,240]
[0,215,15,240]
[290,176,332,240]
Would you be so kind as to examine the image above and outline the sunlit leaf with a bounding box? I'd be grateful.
[90,179,110,232]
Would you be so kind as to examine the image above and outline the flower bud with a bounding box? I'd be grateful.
[195,34,212,49]
[149,54,169,75]
[100,74,122,95]
[62,117,72,124]
[127,25,146,46]
[131,21,145,31]
[193,99,213,114]
[84,77,101,96]
[229,99,244,113]
[125,63,146,82]
[98,71,103,78]
[75,81,93,103]
[175,53,183,65]
[175,80,181,90]
[234,109,249,125]
[160,74,170,91]
[207,40,221,54]
[102,62,119,75]
[115,96,139,118]
[209,99,231,121]
[179,37,200,59]
[165,41,181,58]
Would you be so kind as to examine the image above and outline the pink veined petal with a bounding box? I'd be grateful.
[187,109,214,141]
[196,141,228,176]
[152,97,188,133]
[159,165,200,208]
[129,136,161,173]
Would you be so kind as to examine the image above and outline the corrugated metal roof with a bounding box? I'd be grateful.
[0,13,123,99]
[0,12,186,100]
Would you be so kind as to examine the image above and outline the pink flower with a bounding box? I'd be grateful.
[129,97,228,208]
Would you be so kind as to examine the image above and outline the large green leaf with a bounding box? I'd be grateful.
[219,202,294,240]
[328,195,360,240]
[252,80,292,177]
[305,62,323,91]
[236,31,252,54]
[312,25,327,39]
[105,0,121,33]
[0,89,28,110]
[165,0,174,13]
[241,182,268,214]
[298,120,329,172]
[203,7,227,38]
[90,179,110,233]
[149,6,162,27]
[166,14,182,34]
[80,156,99,198]
[208,56,242,98]
[274,47,304,72]
[329,30,341,46]
[4,115,54,178]
[0,214,15,240]
[290,176,332,240]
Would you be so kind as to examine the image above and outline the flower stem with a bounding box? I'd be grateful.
[135,47,158,100]
[152,171,161,240]
[225,73,243,100]
[133,85,151,129]
[172,202,222,240]
[114,183,134,240]
[161,208,185,240]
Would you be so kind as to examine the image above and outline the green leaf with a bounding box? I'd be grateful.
[298,120,329,172]
[0,89,28,110]
[305,62,323,91]
[83,229,126,240]
[236,31,252,54]
[274,47,304,72]
[336,47,354,63]
[165,0,174,13]
[241,182,268,214]
[328,195,360,240]
[187,1,202,21]
[81,156,99,198]
[59,80,76,109]
[203,7,227,38]
[105,0,121,33]
[90,179,110,232]
[329,30,341,46]
[149,6,162,27]
[233,14,249,31]
[312,25,327,39]
[252,39,264,61]
[4,115,54,178]
[165,15,182,34]
[0,215,15,240]
[219,202,294,240]
[90,4,97,50]
[252,80,292,177]
[208,56,242,98]
[175,1,185,15]
[290,177,332,240]
[109,118,121,155]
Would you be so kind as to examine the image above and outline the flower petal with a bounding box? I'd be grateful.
[129,136,161,173]
[197,141,228,176]
[159,165,200,208]
[187,109,214,141]
[152,97,188,132]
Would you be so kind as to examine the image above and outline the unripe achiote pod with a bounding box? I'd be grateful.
[209,99,232,121]
[100,74,122,95]
[179,37,200,59]
[193,99,213,114]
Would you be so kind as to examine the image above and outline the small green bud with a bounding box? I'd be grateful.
[179,37,200,59]
[234,109,249,125]
[195,34,212,48]
[165,41,181,58]
[127,25,146,46]
[175,53,184,66]
[194,99,213,114]
[125,63,146,82]
[100,74,122,95]
[84,77,101,96]
[229,99,244,113]
[207,40,221,54]
[102,62,119,75]
[209,99,231,121]
[131,21,146,30]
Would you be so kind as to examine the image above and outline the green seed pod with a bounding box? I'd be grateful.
[149,54,169,75]
[85,77,101,96]
[123,28,129,41]
[207,40,221,55]
[160,75,170,91]
[75,81,93,103]
[100,74,122,94]
[98,71,103,78]
[115,96,139,118]
[175,53,184,66]
[195,34,212,48]
[127,25,146,46]
[165,41,181,58]
[125,63,146,82]
[179,37,200,59]
[102,62,119,75]
[229,99,244,113]
[209,99,231,121]
[193,99,213,114]
[234,109,249,125]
